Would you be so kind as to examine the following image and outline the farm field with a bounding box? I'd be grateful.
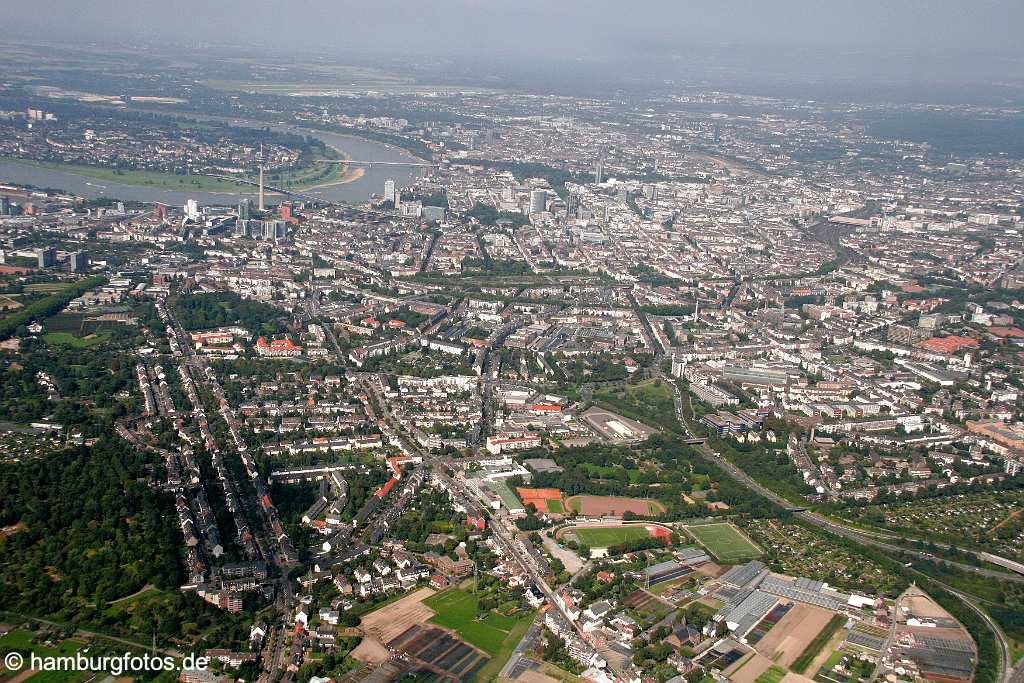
[791,614,846,674]
[566,495,666,516]
[360,587,436,644]
[754,604,836,669]
[685,522,761,561]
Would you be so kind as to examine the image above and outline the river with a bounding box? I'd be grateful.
[0,124,425,206]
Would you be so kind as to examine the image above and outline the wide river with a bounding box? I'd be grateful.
[0,121,425,206]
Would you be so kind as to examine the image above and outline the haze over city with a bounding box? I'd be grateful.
[0,5,1023,683]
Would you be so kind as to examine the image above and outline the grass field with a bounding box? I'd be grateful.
[421,589,533,682]
[43,331,110,348]
[547,499,564,513]
[685,523,761,561]
[568,525,652,548]
[0,629,87,683]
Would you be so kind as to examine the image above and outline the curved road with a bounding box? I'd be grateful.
[656,372,1020,682]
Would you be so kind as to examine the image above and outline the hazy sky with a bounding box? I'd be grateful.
[6,0,1024,89]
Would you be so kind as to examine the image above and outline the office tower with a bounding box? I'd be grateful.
[0,197,9,215]
[529,189,547,214]
[68,251,88,272]
[384,178,396,205]
[238,200,250,220]
[594,159,604,184]
[38,247,57,268]
[184,199,199,221]
[565,192,580,218]
[263,220,287,241]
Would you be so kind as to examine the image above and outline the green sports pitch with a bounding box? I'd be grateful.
[567,525,652,548]
[684,523,761,561]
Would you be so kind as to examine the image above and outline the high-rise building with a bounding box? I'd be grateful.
[529,189,547,215]
[0,197,9,215]
[37,247,57,268]
[263,220,287,241]
[594,159,604,184]
[235,220,251,238]
[68,251,88,272]
[565,192,580,218]
[184,199,199,221]
[238,200,250,220]
[384,179,396,205]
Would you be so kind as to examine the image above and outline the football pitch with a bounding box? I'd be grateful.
[570,525,652,548]
[685,523,761,561]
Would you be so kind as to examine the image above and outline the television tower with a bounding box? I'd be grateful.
[258,143,265,212]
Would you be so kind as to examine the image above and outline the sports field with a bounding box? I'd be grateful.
[516,487,564,513]
[566,495,666,516]
[567,525,652,548]
[685,523,761,561]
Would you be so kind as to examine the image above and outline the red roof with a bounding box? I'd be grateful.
[989,326,1024,339]
[376,477,398,498]
[916,335,979,354]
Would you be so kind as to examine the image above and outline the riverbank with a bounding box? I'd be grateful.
[0,158,249,192]
[2,146,362,195]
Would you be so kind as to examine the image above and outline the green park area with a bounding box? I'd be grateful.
[423,588,533,681]
[0,629,87,683]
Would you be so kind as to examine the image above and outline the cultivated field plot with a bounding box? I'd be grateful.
[746,602,794,645]
[723,652,775,683]
[685,523,761,561]
[516,487,564,514]
[566,495,666,517]
[360,587,437,643]
[388,623,489,682]
[753,603,836,669]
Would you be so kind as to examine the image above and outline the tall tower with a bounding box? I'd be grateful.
[258,143,265,212]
